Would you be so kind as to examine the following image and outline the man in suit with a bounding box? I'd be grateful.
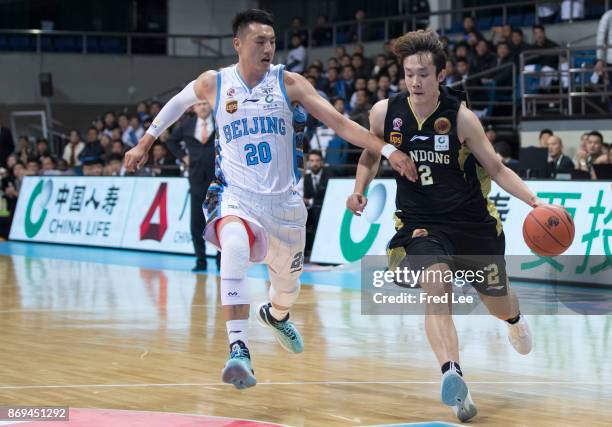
[166,101,218,271]
[547,135,575,177]
[303,149,330,257]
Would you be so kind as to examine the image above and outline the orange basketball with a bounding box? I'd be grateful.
[522,205,575,257]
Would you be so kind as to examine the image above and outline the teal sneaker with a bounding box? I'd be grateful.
[221,340,256,390]
[256,303,304,354]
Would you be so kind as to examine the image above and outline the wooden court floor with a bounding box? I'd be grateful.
[1,251,611,426]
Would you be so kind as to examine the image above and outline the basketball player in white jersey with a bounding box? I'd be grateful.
[125,9,416,390]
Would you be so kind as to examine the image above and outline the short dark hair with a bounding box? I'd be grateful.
[539,129,553,138]
[456,57,468,65]
[532,24,545,32]
[232,9,274,37]
[512,28,523,36]
[107,153,123,163]
[308,149,323,160]
[393,30,447,74]
[589,131,604,143]
[497,41,510,49]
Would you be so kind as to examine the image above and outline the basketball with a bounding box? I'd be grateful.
[522,205,575,257]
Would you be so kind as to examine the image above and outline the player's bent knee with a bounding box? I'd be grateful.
[219,221,250,280]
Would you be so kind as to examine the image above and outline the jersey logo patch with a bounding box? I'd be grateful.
[226,87,236,97]
[434,135,449,151]
[226,100,238,114]
[392,117,403,131]
[390,132,403,147]
[434,117,451,134]
[410,135,429,142]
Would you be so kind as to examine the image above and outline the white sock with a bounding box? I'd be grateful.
[269,305,289,321]
[226,319,249,346]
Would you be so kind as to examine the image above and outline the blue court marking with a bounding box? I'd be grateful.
[363,423,461,427]
[0,242,360,289]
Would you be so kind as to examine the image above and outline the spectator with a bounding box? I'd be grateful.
[349,9,370,43]
[111,127,122,143]
[62,129,85,168]
[102,111,116,136]
[117,113,129,135]
[312,15,332,46]
[0,119,14,167]
[25,158,40,176]
[351,53,371,79]
[491,24,512,45]
[377,74,393,98]
[510,28,530,60]
[404,0,430,30]
[5,153,17,170]
[15,136,32,164]
[471,39,496,75]
[149,101,162,118]
[456,57,470,83]
[290,16,308,46]
[341,65,356,103]
[466,30,482,52]
[491,42,514,88]
[149,142,177,176]
[93,117,104,134]
[526,25,560,89]
[349,89,372,129]
[34,138,51,159]
[56,159,70,173]
[104,153,124,176]
[366,77,379,104]
[40,155,60,175]
[546,135,575,176]
[79,126,105,165]
[386,62,401,93]
[307,65,325,90]
[303,149,330,257]
[576,131,605,174]
[306,76,329,101]
[595,9,612,111]
[143,118,153,131]
[99,134,112,157]
[286,34,307,73]
[371,54,388,78]
[82,158,104,176]
[444,59,460,86]
[349,77,368,109]
[454,42,471,63]
[136,102,149,123]
[124,116,143,147]
[2,161,25,220]
[110,140,126,157]
[324,67,347,100]
[539,129,553,147]
[339,54,351,67]
[462,16,483,41]
[335,45,347,60]
[327,57,340,73]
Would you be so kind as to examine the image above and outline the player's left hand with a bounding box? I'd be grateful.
[388,150,417,182]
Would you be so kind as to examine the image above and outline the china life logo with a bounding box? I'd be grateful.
[25,180,53,238]
[339,184,386,262]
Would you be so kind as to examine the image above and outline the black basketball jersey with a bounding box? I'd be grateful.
[383,86,502,234]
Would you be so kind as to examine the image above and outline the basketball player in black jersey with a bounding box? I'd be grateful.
[347,30,547,422]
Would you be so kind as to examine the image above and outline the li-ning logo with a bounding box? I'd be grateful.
[410,135,429,142]
[24,179,53,238]
[140,183,168,241]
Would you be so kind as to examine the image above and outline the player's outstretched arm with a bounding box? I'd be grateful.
[347,100,386,215]
[124,70,217,172]
[283,71,416,181]
[458,104,542,207]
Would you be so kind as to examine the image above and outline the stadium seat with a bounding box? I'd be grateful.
[9,35,35,51]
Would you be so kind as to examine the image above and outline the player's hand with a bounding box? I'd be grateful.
[124,144,149,172]
[347,193,368,216]
[388,150,417,182]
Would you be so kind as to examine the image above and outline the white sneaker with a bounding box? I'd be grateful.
[441,370,477,422]
[508,315,533,355]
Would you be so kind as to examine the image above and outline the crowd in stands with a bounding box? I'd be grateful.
[1,7,611,240]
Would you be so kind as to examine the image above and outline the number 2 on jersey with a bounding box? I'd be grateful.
[244,141,272,166]
[418,165,433,186]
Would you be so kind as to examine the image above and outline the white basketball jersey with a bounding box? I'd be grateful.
[213,63,305,195]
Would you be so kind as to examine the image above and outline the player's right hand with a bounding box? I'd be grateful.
[346,193,368,216]
[388,150,417,182]
[124,143,149,172]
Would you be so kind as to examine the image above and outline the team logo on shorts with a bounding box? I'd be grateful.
[226,100,238,114]
[226,87,236,97]
[434,117,451,134]
[392,117,403,131]
[390,132,403,147]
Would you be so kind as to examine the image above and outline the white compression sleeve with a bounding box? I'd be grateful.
[145,80,201,139]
